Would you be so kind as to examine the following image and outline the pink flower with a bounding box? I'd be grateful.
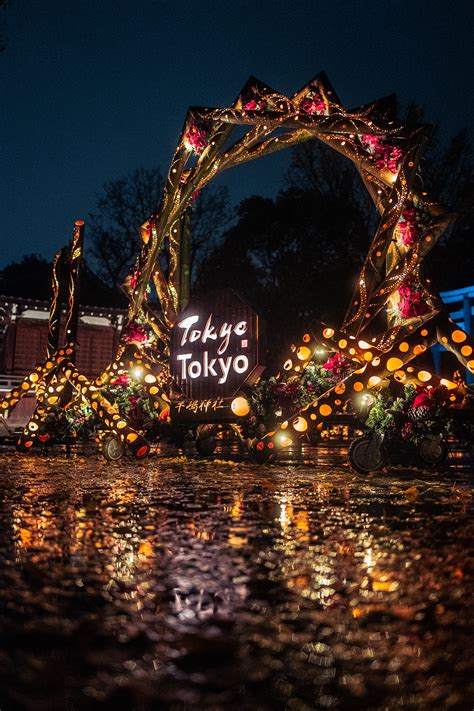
[300,93,326,115]
[124,323,148,344]
[112,372,129,387]
[244,99,266,110]
[397,282,429,319]
[397,206,420,247]
[184,123,208,154]
[321,352,352,380]
[361,135,403,174]
[374,145,403,174]
[362,134,383,150]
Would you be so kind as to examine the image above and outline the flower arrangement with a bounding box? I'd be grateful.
[321,352,352,380]
[249,359,352,422]
[396,205,421,247]
[300,90,327,116]
[184,123,208,154]
[243,98,268,111]
[361,134,403,175]
[123,321,156,348]
[396,280,430,320]
[366,383,451,445]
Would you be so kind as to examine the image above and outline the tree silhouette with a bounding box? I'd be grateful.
[89,167,231,290]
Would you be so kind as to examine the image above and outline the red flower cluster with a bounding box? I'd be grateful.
[270,381,300,407]
[412,384,449,410]
[244,98,267,110]
[111,372,129,387]
[184,123,208,154]
[361,134,383,150]
[123,323,148,344]
[397,282,429,319]
[401,421,413,440]
[397,206,420,246]
[321,352,352,380]
[361,135,403,174]
[374,144,403,174]
[300,93,326,115]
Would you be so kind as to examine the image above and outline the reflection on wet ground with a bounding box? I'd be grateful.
[0,447,473,709]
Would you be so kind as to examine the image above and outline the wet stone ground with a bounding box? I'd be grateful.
[0,448,473,710]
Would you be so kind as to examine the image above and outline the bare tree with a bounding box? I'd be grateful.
[89,167,232,291]
[88,167,164,289]
[188,185,232,281]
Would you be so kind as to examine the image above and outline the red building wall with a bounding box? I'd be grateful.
[3,320,119,378]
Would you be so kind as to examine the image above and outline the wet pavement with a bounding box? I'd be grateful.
[0,447,473,710]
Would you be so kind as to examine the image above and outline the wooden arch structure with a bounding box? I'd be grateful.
[1,73,473,458]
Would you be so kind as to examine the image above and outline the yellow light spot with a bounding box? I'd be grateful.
[281,421,288,430]
[310,414,317,420]
[29,373,39,382]
[296,346,312,361]
[145,374,156,384]
[149,386,159,395]
[418,371,432,382]
[452,330,467,343]
[394,370,406,381]
[48,396,58,404]
[440,379,457,390]
[353,382,364,392]
[284,359,293,370]
[303,333,311,343]
[368,376,381,388]
[420,329,428,337]
[399,342,409,352]
[127,433,138,443]
[461,345,472,357]
[231,397,250,417]
[413,345,427,356]
[363,351,373,361]
[387,357,404,372]
[322,328,334,338]
[468,360,474,372]
[335,382,346,394]
[338,339,347,349]
[319,404,332,417]
[117,421,127,429]
[293,417,308,432]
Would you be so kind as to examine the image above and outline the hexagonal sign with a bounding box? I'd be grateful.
[170,289,263,421]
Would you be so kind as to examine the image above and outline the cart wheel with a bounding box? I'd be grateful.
[349,435,384,474]
[251,440,278,464]
[196,437,217,457]
[418,435,448,469]
[102,434,125,461]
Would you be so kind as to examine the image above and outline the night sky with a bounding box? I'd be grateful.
[1,0,473,267]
